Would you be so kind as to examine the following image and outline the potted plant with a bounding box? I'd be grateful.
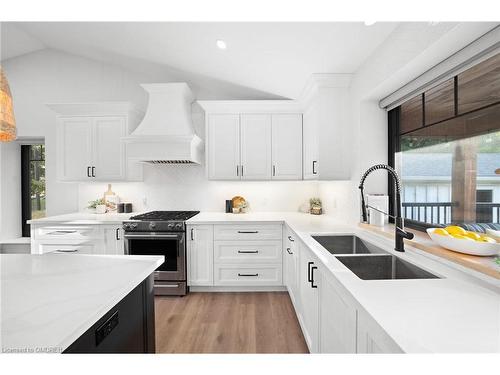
[309,197,322,215]
[88,198,107,214]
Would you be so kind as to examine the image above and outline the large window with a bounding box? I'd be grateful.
[21,144,46,236]
[389,53,500,230]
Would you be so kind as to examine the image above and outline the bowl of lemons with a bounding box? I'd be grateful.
[426,226,499,256]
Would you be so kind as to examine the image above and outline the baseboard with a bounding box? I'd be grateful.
[190,285,287,292]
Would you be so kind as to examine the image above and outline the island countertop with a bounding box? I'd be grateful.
[0,254,163,353]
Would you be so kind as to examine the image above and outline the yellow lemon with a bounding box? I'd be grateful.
[464,231,481,240]
[433,228,450,236]
[445,226,466,236]
[450,233,473,240]
[477,235,496,243]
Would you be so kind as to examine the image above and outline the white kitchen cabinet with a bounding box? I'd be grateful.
[298,240,320,353]
[319,267,357,353]
[357,309,403,353]
[271,114,303,180]
[57,117,94,181]
[240,114,272,180]
[283,227,300,309]
[50,102,143,182]
[207,114,241,180]
[93,117,126,181]
[102,225,125,255]
[303,100,319,180]
[187,225,214,286]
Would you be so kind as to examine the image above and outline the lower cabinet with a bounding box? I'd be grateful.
[319,267,357,353]
[357,309,403,353]
[187,224,214,286]
[298,240,320,353]
[102,225,125,255]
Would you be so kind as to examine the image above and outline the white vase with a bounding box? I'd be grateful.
[95,204,107,214]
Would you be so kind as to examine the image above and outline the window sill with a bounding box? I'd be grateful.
[359,223,500,280]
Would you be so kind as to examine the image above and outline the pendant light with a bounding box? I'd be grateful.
[0,67,17,142]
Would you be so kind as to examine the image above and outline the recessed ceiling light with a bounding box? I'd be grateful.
[364,21,376,26]
[216,40,227,50]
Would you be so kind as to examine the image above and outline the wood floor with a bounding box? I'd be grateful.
[154,292,309,353]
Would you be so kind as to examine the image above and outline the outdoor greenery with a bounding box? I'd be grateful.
[30,145,46,219]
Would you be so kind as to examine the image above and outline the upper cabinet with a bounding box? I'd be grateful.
[205,107,303,181]
[241,114,272,180]
[50,103,143,182]
[207,114,241,180]
[271,114,303,180]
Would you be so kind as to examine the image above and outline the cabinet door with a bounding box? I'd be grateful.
[319,270,357,353]
[57,117,93,181]
[187,225,214,286]
[93,117,126,180]
[240,114,272,180]
[303,102,319,179]
[102,225,125,255]
[284,228,299,308]
[357,310,403,353]
[208,114,241,180]
[271,114,303,180]
[298,241,319,353]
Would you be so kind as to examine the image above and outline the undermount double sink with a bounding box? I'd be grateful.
[312,235,440,280]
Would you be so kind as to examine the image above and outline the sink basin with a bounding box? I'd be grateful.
[312,235,387,255]
[336,255,440,280]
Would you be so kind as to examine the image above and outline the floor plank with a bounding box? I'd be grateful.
[154,292,308,354]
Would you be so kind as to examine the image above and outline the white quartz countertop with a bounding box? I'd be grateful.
[27,212,137,225]
[0,253,163,353]
[188,211,500,353]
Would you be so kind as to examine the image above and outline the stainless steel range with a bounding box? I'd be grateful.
[123,211,199,296]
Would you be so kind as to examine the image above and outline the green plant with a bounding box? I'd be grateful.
[495,257,500,266]
[88,198,105,209]
[309,197,322,208]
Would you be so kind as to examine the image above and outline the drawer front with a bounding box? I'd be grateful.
[33,225,98,241]
[39,243,98,255]
[214,224,282,241]
[214,240,282,264]
[214,264,283,286]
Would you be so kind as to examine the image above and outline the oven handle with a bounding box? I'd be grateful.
[124,234,182,239]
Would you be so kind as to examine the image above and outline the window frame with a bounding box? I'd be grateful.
[21,144,45,237]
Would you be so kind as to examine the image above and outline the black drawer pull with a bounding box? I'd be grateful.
[286,247,293,255]
[307,261,314,282]
[238,273,259,277]
[288,236,294,242]
[311,266,318,288]
[237,231,259,234]
[95,310,119,346]
[237,250,259,254]
[55,249,78,253]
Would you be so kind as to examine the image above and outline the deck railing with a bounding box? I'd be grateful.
[402,202,500,224]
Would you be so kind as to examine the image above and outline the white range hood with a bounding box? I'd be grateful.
[123,83,203,164]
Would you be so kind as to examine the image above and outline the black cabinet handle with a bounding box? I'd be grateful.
[115,228,120,241]
[241,165,244,177]
[273,165,276,176]
[307,261,314,282]
[87,166,91,178]
[236,165,239,177]
[95,311,119,346]
[311,266,318,288]
[91,166,96,177]
[237,231,258,234]
[286,247,293,255]
[238,250,259,254]
[313,161,317,175]
[238,273,259,277]
[191,228,194,241]
[288,235,294,242]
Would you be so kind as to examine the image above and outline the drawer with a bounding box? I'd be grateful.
[214,264,283,286]
[33,225,99,241]
[39,243,98,255]
[214,224,282,241]
[214,240,282,264]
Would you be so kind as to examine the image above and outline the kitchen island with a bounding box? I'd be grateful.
[0,253,163,353]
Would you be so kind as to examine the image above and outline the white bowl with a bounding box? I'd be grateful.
[426,228,500,257]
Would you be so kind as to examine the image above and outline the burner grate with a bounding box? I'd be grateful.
[130,211,200,221]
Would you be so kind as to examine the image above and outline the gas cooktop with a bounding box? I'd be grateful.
[130,211,200,221]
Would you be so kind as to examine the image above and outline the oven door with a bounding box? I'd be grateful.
[124,232,186,281]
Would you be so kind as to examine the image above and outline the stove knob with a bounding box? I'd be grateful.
[150,222,156,229]
[123,223,129,230]
[167,223,175,229]
[175,223,183,230]
[131,223,138,229]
